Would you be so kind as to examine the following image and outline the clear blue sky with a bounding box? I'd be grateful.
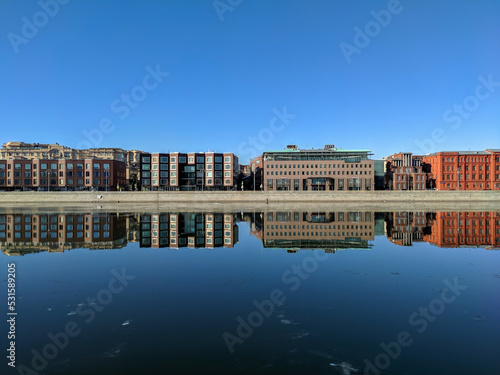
[1,0,499,163]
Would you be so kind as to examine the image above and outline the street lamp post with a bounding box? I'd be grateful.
[252,164,255,191]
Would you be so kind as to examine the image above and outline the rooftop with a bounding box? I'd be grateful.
[265,148,372,154]
[425,150,496,156]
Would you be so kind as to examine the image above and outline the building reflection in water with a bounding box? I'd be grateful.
[0,210,498,255]
[138,213,238,249]
[424,211,500,249]
[255,211,375,253]
[384,211,433,246]
[0,213,127,256]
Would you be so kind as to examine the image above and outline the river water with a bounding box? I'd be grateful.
[1,209,498,374]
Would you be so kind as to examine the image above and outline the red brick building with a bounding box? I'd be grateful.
[423,149,500,190]
[0,159,126,191]
[384,153,430,190]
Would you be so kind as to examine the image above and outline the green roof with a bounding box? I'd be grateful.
[265,148,372,153]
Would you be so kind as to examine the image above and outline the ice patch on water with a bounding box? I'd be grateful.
[288,330,310,339]
[330,361,359,374]
[122,319,133,326]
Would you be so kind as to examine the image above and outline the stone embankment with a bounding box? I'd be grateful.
[0,191,498,212]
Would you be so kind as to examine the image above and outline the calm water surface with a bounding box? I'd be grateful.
[1,210,499,375]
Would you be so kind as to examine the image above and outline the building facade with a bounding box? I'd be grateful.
[423,149,500,190]
[1,142,144,189]
[0,158,126,191]
[262,145,374,191]
[139,152,239,191]
[384,152,429,190]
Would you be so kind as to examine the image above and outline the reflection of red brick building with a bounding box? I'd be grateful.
[423,149,500,190]
[424,212,500,249]
[0,213,127,255]
[384,211,432,246]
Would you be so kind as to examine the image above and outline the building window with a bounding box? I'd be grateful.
[338,179,344,190]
